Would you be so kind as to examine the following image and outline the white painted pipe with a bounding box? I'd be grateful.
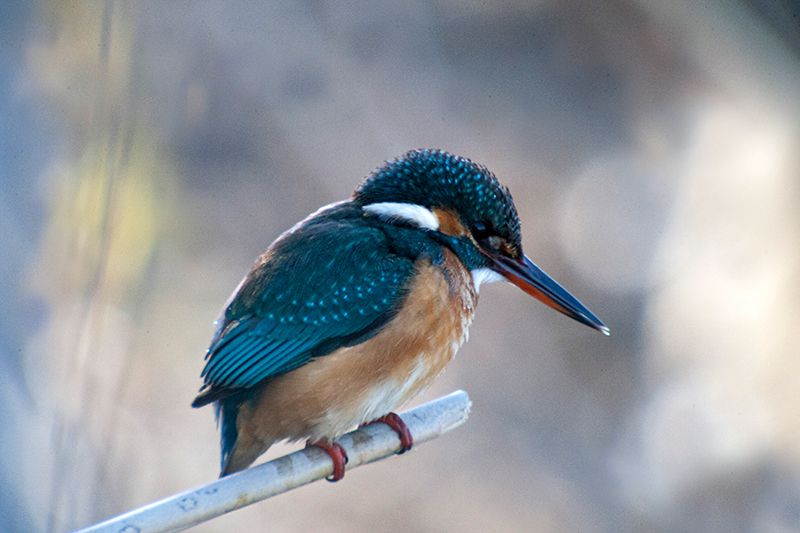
[73,389,472,533]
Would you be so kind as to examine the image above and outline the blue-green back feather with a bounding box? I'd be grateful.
[192,202,418,407]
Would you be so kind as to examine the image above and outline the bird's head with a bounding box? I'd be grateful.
[353,149,608,335]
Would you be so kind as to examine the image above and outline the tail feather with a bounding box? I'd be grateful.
[217,397,242,476]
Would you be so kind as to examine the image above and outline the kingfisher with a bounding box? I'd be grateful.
[192,149,608,481]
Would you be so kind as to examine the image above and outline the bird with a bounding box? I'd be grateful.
[192,149,608,481]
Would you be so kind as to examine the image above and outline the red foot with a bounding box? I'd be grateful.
[308,439,348,482]
[364,412,414,454]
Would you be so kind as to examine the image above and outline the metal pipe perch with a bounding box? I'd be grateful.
[73,389,472,533]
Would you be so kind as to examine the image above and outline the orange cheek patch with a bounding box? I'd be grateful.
[432,208,468,238]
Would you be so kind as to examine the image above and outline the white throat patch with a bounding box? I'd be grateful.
[363,202,439,231]
[470,267,505,293]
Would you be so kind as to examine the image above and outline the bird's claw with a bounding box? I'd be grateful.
[308,439,348,482]
[364,412,414,454]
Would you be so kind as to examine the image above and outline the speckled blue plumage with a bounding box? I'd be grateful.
[195,204,418,401]
[355,149,521,248]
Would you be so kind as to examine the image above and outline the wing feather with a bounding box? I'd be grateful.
[192,205,416,406]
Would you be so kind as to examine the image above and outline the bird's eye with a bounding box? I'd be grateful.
[471,221,491,241]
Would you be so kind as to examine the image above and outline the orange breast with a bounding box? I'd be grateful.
[235,247,478,450]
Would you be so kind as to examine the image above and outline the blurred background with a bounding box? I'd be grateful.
[2,0,800,531]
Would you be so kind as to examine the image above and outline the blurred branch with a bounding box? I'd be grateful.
[72,390,472,533]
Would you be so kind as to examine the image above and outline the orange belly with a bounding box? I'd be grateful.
[225,248,477,473]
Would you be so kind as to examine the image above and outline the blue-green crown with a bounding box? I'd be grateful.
[353,149,522,247]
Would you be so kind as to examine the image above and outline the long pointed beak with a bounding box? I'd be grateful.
[488,254,609,335]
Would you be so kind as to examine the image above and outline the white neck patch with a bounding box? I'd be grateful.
[363,202,439,231]
[363,203,505,293]
[470,267,505,293]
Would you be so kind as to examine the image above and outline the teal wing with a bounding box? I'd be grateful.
[192,208,416,407]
